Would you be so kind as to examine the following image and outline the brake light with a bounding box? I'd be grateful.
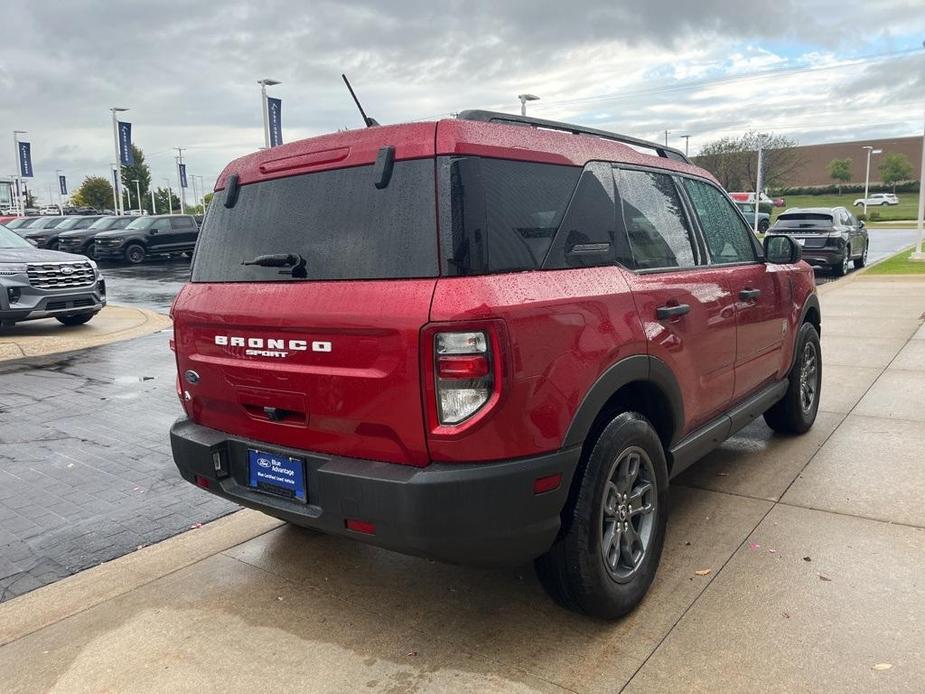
[434,331,493,425]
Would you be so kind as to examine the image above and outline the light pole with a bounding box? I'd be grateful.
[12,130,27,215]
[163,178,174,215]
[55,169,63,211]
[132,178,141,215]
[664,130,671,147]
[911,105,925,261]
[110,107,128,216]
[862,145,882,217]
[194,174,206,213]
[174,148,187,214]
[110,163,119,213]
[150,188,157,215]
[125,186,132,213]
[678,134,691,157]
[258,78,281,148]
[518,93,539,116]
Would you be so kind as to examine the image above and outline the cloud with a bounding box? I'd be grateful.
[1,0,923,203]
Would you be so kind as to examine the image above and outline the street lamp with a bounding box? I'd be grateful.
[132,178,141,215]
[862,145,882,217]
[110,107,129,216]
[677,134,691,157]
[912,105,925,261]
[664,129,671,147]
[12,130,27,215]
[258,78,281,148]
[163,178,174,215]
[518,93,539,116]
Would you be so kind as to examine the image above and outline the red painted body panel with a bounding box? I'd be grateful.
[171,280,437,466]
[427,267,646,462]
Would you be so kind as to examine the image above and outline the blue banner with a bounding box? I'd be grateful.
[267,97,283,147]
[18,142,33,178]
[178,163,188,188]
[118,121,134,165]
[59,175,67,196]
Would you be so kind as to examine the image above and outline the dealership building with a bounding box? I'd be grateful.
[785,135,922,187]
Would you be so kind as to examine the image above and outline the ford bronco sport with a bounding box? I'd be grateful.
[170,111,820,619]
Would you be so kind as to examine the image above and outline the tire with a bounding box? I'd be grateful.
[124,243,146,264]
[832,250,850,277]
[535,412,669,619]
[854,242,868,269]
[758,219,769,233]
[56,313,95,327]
[47,240,59,251]
[85,243,97,260]
[764,322,821,435]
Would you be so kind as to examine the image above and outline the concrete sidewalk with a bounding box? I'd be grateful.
[0,304,170,362]
[2,276,925,693]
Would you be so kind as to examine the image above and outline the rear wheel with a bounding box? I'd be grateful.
[854,242,868,269]
[832,250,850,277]
[764,322,821,434]
[535,412,669,619]
[124,243,146,264]
[56,313,95,327]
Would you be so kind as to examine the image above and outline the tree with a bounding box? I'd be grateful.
[152,186,180,215]
[827,158,852,195]
[120,145,153,213]
[878,153,914,193]
[73,176,116,211]
[695,131,804,191]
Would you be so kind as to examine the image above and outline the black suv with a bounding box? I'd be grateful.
[93,214,200,264]
[58,216,133,258]
[767,207,868,276]
[25,216,103,250]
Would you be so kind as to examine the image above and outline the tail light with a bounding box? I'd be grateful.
[423,323,506,432]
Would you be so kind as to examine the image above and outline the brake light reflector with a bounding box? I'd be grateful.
[434,331,493,425]
[533,473,562,495]
[194,475,211,489]
[345,519,376,535]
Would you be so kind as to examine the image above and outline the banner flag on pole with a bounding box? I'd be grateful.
[18,142,34,178]
[178,163,188,188]
[267,97,283,147]
[59,175,67,196]
[118,122,134,165]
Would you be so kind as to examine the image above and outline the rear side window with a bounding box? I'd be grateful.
[171,217,195,229]
[614,169,697,270]
[683,178,757,264]
[192,160,438,282]
[439,157,580,275]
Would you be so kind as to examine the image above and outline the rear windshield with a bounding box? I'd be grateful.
[192,159,438,282]
[774,213,833,227]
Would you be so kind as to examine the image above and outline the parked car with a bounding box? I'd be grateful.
[17,216,67,241]
[853,193,898,207]
[24,215,102,250]
[0,221,106,327]
[169,111,821,619]
[735,201,770,232]
[39,205,61,215]
[57,215,133,258]
[0,215,16,226]
[93,214,199,264]
[772,197,786,208]
[63,206,101,215]
[767,207,868,276]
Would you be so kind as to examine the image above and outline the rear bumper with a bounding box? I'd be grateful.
[800,248,844,266]
[170,417,580,565]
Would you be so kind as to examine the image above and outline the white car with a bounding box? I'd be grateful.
[854,193,899,207]
[39,205,61,215]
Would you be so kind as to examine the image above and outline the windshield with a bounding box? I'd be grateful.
[192,160,438,282]
[89,216,131,231]
[0,224,32,248]
[737,203,756,214]
[54,217,84,230]
[29,217,66,230]
[125,217,156,230]
[5,218,31,230]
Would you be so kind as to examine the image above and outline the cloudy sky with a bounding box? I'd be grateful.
[2,0,923,205]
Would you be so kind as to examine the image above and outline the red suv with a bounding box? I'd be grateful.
[170,111,820,619]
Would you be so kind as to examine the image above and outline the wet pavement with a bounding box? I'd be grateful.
[98,258,191,314]
[0,333,236,601]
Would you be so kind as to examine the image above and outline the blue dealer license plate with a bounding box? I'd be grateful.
[248,449,306,502]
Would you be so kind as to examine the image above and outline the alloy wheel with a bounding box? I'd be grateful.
[601,446,657,583]
[799,341,818,413]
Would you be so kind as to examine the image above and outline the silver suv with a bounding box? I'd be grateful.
[0,222,106,327]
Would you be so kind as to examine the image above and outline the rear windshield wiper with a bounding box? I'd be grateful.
[241,253,307,278]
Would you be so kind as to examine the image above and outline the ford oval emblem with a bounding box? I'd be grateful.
[184,370,200,384]
[256,457,272,469]
[61,265,76,275]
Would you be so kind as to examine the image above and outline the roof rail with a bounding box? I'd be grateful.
[456,110,690,164]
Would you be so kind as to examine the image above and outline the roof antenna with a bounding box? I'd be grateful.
[342,74,379,128]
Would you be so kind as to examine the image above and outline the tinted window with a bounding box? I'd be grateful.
[774,213,834,228]
[171,217,195,229]
[545,162,627,269]
[193,159,438,282]
[614,169,697,270]
[438,157,580,275]
[126,217,156,230]
[683,178,757,264]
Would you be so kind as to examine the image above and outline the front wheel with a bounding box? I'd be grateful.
[764,322,821,434]
[758,219,769,233]
[854,242,869,269]
[124,243,146,264]
[535,412,669,619]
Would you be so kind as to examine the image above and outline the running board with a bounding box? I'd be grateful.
[668,379,789,478]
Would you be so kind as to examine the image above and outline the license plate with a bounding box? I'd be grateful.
[248,449,306,502]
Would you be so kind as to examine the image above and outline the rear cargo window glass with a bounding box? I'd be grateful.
[774,213,834,227]
[439,157,580,275]
[614,169,697,270]
[192,160,438,282]
[683,178,757,264]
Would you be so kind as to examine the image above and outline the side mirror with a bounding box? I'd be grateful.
[859,220,865,229]
[764,235,802,264]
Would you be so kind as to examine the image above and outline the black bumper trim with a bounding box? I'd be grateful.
[170,417,581,565]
